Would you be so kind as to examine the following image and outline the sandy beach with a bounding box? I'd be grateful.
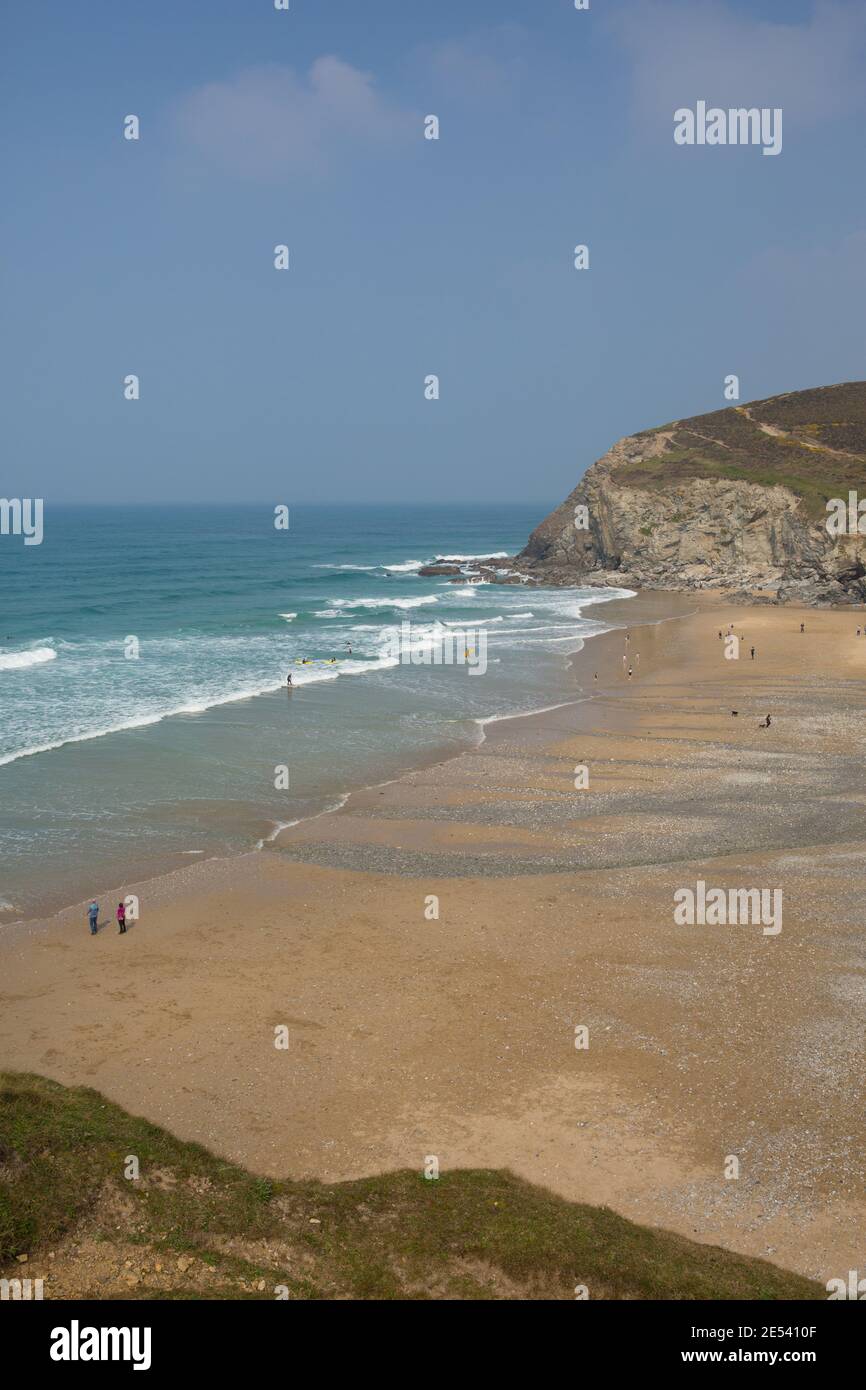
[2,590,865,1286]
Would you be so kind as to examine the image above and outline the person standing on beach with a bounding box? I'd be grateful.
[750,646,756,660]
[117,901,127,934]
[88,900,98,935]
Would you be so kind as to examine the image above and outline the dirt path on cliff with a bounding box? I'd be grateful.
[739,405,866,460]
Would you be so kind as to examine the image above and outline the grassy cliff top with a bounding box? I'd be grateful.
[613,381,866,519]
[0,1072,822,1301]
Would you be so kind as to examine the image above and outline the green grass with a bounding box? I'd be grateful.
[617,382,866,520]
[0,1073,824,1300]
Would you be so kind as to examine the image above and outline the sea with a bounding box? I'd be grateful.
[0,504,632,919]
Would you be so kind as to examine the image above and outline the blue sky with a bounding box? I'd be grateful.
[2,0,865,503]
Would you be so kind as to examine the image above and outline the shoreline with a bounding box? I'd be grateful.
[1,584,641,930]
[2,588,865,1284]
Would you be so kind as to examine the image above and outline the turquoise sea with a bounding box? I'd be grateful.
[0,504,631,919]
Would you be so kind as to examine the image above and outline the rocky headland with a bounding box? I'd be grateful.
[441,383,866,605]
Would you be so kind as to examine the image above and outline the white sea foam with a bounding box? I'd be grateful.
[474,698,585,738]
[435,552,509,562]
[0,646,57,671]
[442,616,504,625]
[255,793,351,850]
[0,656,395,767]
[279,612,297,622]
[314,558,424,574]
[0,577,636,773]
[328,596,439,611]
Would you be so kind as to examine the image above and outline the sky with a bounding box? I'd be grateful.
[1,0,865,504]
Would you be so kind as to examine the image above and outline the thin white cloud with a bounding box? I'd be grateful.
[177,58,416,178]
[611,0,866,129]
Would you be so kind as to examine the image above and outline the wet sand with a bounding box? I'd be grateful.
[2,590,865,1285]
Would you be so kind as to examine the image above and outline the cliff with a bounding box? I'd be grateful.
[517,382,866,604]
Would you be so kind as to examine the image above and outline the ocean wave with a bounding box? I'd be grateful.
[0,679,291,765]
[0,654,398,767]
[328,596,439,611]
[0,578,636,771]
[0,646,57,672]
[442,616,504,625]
[382,560,424,572]
[435,552,509,562]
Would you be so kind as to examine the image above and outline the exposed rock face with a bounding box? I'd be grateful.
[517,385,866,605]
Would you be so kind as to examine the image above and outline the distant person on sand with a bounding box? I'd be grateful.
[117,901,127,934]
[286,672,293,686]
[627,666,633,679]
[750,647,756,660]
[800,623,805,633]
[88,900,98,935]
[758,714,771,729]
